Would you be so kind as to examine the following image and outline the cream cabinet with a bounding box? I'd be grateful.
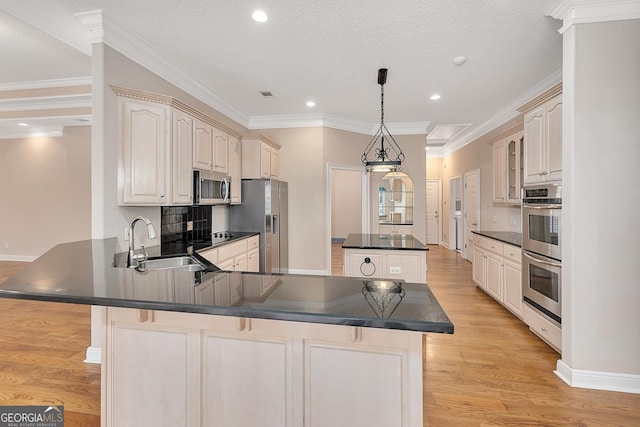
[213,128,229,174]
[472,234,523,319]
[522,92,562,184]
[197,235,259,273]
[343,248,427,283]
[492,129,523,204]
[228,135,242,204]
[118,98,169,205]
[242,137,281,179]
[193,118,214,171]
[102,307,424,427]
[171,109,194,205]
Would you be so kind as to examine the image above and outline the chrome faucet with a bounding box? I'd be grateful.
[128,216,157,268]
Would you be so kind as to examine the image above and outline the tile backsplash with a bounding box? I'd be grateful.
[161,206,212,243]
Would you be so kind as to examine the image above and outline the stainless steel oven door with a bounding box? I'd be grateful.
[523,250,561,325]
[522,204,561,260]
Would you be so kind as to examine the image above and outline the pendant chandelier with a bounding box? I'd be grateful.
[361,68,405,173]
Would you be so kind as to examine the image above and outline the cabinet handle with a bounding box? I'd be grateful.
[235,317,251,332]
[348,326,362,343]
[541,327,547,332]
[136,309,154,323]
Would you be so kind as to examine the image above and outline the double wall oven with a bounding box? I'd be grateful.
[522,184,562,326]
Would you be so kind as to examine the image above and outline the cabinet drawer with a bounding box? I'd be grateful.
[199,247,218,264]
[485,239,503,256]
[472,234,485,248]
[523,304,561,352]
[503,244,521,263]
[247,235,259,250]
[218,239,248,261]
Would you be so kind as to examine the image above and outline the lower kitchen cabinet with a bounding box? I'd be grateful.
[103,307,423,427]
[197,235,259,273]
[472,234,523,319]
[343,249,426,283]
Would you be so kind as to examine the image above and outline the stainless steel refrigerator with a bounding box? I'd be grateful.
[230,179,288,274]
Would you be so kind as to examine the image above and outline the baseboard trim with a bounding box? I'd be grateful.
[0,254,37,262]
[84,346,102,364]
[286,268,329,276]
[555,360,640,394]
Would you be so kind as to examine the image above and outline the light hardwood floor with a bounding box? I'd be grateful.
[2,248,639,426]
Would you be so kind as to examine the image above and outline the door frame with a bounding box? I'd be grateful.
[425,179,442,245]
[326,163,370,274]
[462,169,480,261]
[448,175,462,251]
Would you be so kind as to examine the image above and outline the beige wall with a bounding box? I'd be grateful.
[0,126,91,259]
[561,19,640,377]
[426,157,442,179]
[331,169,362,239]
[439,116,523,247]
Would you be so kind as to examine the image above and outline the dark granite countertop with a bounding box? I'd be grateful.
[0,239,452,334]
[472,230,522,247]
[342,233,429,251]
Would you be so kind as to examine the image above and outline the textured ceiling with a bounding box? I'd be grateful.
[0,0,563,145]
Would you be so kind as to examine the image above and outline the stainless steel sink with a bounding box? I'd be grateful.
[137,256,205,272]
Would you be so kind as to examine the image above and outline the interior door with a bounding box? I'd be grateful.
[463,170,480,261]
[425,180,440,245]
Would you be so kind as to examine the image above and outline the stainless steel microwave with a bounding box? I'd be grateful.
[193,170,230,205]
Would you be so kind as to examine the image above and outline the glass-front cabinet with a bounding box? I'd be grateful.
[378,172,413,233]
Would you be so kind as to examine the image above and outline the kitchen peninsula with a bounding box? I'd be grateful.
[342,233,429,283]
[0,238,452,427]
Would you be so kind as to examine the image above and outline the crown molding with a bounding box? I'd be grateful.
[442,69,562,157]
[76,10,250,128]
[516,82,563,113]
[0,125,64,140]
[0,77,92,91]
[0,94,91,113]
[547,0,640,33]
[249,113,429,135]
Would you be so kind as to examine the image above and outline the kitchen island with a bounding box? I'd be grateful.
[0,238,452,427]
[342,233,429,283]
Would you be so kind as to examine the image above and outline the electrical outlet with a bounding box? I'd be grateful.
[124,227,130,241]
[187,221,193,231]
[390,266,401,275]
[492,215,498,223]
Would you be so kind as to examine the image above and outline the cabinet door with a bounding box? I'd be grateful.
[545,95,563,182]
[344,252,384,279]
[213,128,229,174]
[523,105,545,185]
[270,148,280,179]
[503,259,523,318]
[199,247,218,265]
[247,248,259,272]
[171,109,194,205]
[104,308,200,427]
[472,247,486,288]
[193,119,213,171]
[260,142,271,178]
[485,252,502,301]
[228,136,241,204]
[234,252,248,272]
[217,258,234,271]
[379,225,393,234]
[195,278,215,305]
[213,273,230,306]
[120,99,168,205]
[506,132,523,204]
[492,140,506,202]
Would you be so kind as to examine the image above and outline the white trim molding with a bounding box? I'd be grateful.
[286,268,329,276]
[0,77,92,91]
[0,94,91,113]
[0,254,38,262]
[547,0,640,34]
[556,360,640,394]
[84,345,102,364]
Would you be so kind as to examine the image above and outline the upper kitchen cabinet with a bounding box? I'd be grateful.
[193,118,214,171]
[213,128,229,174]
[491,126,523,204]
[241,137,281,180]
[113,86,243,206]
[117,96,169,205]
[228,135,241,204]
[518,83,562,185]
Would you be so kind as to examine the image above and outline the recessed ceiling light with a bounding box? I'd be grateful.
[430,94,441,101]
[252,10,268,23]
[18,122,29,127]
[453,56,467,66]
[306,101,316,107]
[425,146,431,151]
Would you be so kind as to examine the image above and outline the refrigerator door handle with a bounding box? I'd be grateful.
[272,214,279,234]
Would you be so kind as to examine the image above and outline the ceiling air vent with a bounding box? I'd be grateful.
[259,91,274,98]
